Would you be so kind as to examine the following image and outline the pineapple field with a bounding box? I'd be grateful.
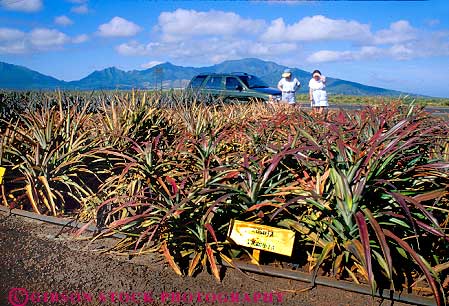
[0,90,448,305]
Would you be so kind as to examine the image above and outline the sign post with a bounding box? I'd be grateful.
[227,220,295,262]
[0,167,5,185]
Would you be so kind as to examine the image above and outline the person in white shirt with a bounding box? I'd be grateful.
[277,69,301,105]
[309,70,328,114]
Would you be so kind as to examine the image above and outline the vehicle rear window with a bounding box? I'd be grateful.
[204,76,222,89]
[225,77,242,90]
[189,75,207,88]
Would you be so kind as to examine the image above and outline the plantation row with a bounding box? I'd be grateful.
[0,91,448,305]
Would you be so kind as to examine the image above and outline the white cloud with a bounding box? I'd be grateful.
[54,15,73,26]
[115,9,295,64]
[0,41,27,53]
[116,36,299,67]
[0,27,26,53]
[307,50,354,63]
[98,17,142,37]
[29,28,69,49]
[262,15,372,42]
[110,10,448,68]
[373,20,416,45]
[306,18,449,64]
[307,37,449,64]
[388,44,415,60]
[0,27,89,54]
[0,27,25,41]
[426,19,440,27]
[71,4,88,14]
[156,9,265,42]
[141,61,163,69]
[419,31,449,57]
[116,41,148,56]
[307,46,385,63]
[0,0,42,12]
[390,31,449,59]
[72,34,88,43]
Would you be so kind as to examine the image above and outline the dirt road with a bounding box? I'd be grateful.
[0,212,411,306]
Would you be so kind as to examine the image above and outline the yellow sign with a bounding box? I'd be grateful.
[227,220,295,257]
[0,167,5,184]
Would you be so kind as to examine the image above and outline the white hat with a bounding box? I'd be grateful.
[282,68,292,78]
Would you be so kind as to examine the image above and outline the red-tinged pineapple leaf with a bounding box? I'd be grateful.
[270,196,308,221]
[382,211,448,242]
[346,240,366,270]
[246,202,281,212]
[413,189,447,203]
[165,176,178,194]
[414,220,449,243]
[188,251,203,277]
[261,153,283,186]
[311,241,335,287]
[337,111,345,123]
[416,163,449,170]
[224,170,240,179]
[96,196,119,212]
[303,170,311,180]
[161,241,182,276]
[392,192,440,229]
[388,192,417,234]
[335,137,348,163]
[444,276,449,289]
[157,177,171,196]
[355,211,375,295]
[74,220,93,238]
[219,253,235,268]
[204,223,218,243]
[206,244,220,282]
[202,193,234,218]
[383,229,443,306]
[108,214,143,229]
[363,208,393,282]
[134,224,157,251]
[95,149,136,162]
[413,261,449,287]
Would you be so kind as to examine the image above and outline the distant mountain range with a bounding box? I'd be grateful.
[0,58,406,96]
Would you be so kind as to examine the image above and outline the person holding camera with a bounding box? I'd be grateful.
[309,70,328,114]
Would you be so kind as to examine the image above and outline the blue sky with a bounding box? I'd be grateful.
[1,0,449,97]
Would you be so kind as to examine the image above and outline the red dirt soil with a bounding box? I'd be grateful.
[0,212,414,306]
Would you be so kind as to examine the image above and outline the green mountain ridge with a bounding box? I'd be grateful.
[0,58,406,96]
[0,62,66,89]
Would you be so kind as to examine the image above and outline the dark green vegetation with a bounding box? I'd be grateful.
[0,90,448,305]
[0,58,416,96]
[295,94,449,107]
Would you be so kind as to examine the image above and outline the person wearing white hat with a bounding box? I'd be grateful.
[308,69,328,114]
[277,68,301,105]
